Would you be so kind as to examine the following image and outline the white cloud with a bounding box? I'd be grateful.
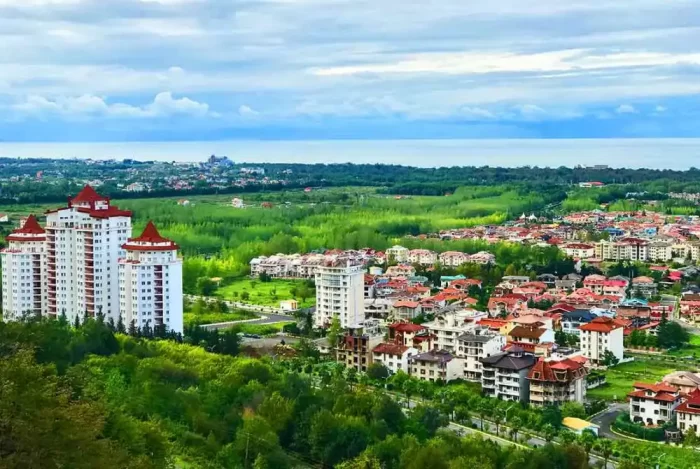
[655,105,667,112]
[12,92,212,119]
[615,104,638,114]
[238,104,259,117]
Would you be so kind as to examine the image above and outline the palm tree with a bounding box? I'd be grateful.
[594,438,614,468]
[477,401,492,431]
[542,423,557,443]
[509,416,523,442]
[492,407,505,436]
[578,430,597,463]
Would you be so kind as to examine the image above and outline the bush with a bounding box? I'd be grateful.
[612,413,667,441]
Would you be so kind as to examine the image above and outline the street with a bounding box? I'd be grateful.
[590,404,627,440]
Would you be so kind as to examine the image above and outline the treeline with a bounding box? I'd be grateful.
[0,317,633,469]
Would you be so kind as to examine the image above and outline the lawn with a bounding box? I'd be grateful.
[588,358,681,402]
[667,333,700,358]
[234,322,295,336]
[216,278,315,308]
[183,309,257,327]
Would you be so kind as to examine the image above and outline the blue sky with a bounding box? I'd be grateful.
[1,0,700,141]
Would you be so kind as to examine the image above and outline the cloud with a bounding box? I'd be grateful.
[238,104,259,117]
[655,105,667,112]
[615,104,638,114]
[12,92,213,119]
[0,0,700,137]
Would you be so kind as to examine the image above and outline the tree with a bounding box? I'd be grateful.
[541,405,563,429]
[366,362,390,381]
[492,407,504,436]
[196,277,216,296]
[594,438,614,468]
[577,429,597,463]
[561,402,587,419]
[241,291,250,302]
[509,416,523,441]
[542,423,557,443]
[684,427,700,447]
[657,320,689,350]
[327,317,342,358]
[602,349,620,367]
[477,400,493,431]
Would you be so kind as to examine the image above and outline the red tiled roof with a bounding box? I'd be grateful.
[628,390,678,402]
[579,316,625,333]
[71,185,109,204]
[509,325,546,340]
[123,221,178,251]
[373,342,409,356]
[677,400,700,415]
[633,382,677,393]
[393,300,420,308]
[528,358,586,382]
[389,322,425,333]
[5,214,47,242]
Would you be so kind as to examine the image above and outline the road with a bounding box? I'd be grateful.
[590,404,627,440]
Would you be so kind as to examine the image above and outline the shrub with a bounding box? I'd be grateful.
[612,413,667,441]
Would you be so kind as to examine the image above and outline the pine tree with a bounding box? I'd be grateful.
[58,309,68,327]
[117,316,127,334]
[128,319,138,337]
[73,313,81,329]
[107,317,116,332]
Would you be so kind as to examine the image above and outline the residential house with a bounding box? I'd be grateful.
[561,309,597,336]
[527,358,588,406]
[422,311,485,353]
[407,249,438,266]
[388,322,434,352]
[336,330,384,372]
[481,347,538,403]
[579,317,625,363]
[628,382,681,426]
[677,389,700,433]
[631,276,658,298]
[410,350,461,383]
[663,371,700,395]
[371,342,417,375]
[386,245,409,263]
[456,329,506,382]
[391,300,422,321]
[507,323,555,347]
[562,242,596,259]
[439,251,470,267]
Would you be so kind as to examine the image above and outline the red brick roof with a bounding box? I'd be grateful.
[389,322,425,333]
[6,215,46,242]
[633,382,677,393]
[628,390,678,402]
[528,358,586,382]
[123,221,179,251]
[393,300,420,308]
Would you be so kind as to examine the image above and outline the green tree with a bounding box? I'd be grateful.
[509,416,523,441]
[561,402,587,419]
[366,362,390,381]
[541,405,563,429]
[477,400,493,431]
[594,438,614,468]
[577,429,597,463]
[196,277,216,296]
[602,349,620,367]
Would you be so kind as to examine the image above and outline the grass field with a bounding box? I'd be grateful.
[588,359,682,401]
[183,309,257,327]
[216,278,315,308]
[667,333,700,357]
[235,322,295,336]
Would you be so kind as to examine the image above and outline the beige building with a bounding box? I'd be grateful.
[410,350,461,383]
[579,317,625,363]
[528,358,588,406]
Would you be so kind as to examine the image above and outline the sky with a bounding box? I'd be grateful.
[1,0,700,141]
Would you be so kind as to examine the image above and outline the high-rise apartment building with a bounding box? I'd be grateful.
[45,185,132,322]
[1,186,183,333]
[0,216,47,320]
[314,257,364,328]
[119,222,183,334]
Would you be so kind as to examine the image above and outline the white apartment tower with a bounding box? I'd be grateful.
[119,221,183,334]
[45,186,132,322]
[314,257,364,328]
[1,215,47,320]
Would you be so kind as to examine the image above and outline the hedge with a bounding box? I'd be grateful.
[612,412,667,441]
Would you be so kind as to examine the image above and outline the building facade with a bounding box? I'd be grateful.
[456,329,505,381]
[628,382,681,426]
[314,257,365,328]
[579,316,625,363]
[527,358,588,406]
[0,216,47,320]
[45,186,132,322]
[409,350,461,383]
[118,222,184,334]
[480,348,538,403]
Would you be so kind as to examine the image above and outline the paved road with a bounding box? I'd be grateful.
[591,404,627,440]
[200,312,293,330]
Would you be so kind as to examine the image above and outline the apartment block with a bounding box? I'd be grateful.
[528,358,588,406]
[480,347,538,403]
[314,257,365,328]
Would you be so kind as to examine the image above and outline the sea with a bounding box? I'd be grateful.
[0,138,699,169]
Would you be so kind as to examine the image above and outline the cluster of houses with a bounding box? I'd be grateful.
[314,267,684,408]
[249,246,495,279]
[627,371,700,435]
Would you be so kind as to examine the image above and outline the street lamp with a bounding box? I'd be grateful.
[506,403,517,422]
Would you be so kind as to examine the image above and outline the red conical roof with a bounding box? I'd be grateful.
[71,185,108,204]
[123,221,179,251]
[5,214,46,241]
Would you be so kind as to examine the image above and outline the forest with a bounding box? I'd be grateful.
[1,316,678,469]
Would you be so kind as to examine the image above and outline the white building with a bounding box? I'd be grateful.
[407,249,437,266]
[45,186,132,323]
[385,245,409,263]
[628,382,681,426]
[456,329,505,381]
[1,215,47,320]
[422,310,487,353]
[439,251,469,267]
[372,342,417,374]
[314,257,364,328]
[409,350,461,383]
[562,243,596,259]
[677,389,700,432]
[118,221,183,334]
[579,316,625,363]
[480,348,538,403]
